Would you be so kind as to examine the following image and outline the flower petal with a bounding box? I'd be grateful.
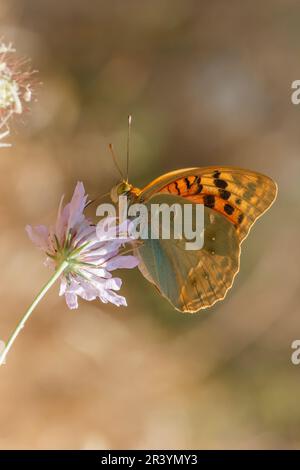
[25,225,50,251]
[105,277,122,291]
[100,289,127,307]
[65,292,79,309]
[67,182,88,232]
[59,277,67,296]
[104,255,139,270]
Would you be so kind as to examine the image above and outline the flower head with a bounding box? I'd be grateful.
[26,182,139,309]
[0,41,35,147]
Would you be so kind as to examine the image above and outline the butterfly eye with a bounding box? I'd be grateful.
[117,184,126,195]
[110,182,133,203]
[117,182,132,195]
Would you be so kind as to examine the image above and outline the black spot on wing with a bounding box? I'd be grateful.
[195,183,203,194]
[219,189,231,200]
[213,170,221,178]
[238,213,244,224]
[184,177,191,190]
[224,203,234,215]
[174,181,180,195]
[204,195,215,208]
[214,179,228,189]
[193,175,203,194]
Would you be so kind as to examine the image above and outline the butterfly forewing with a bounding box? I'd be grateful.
[138,167,277,243]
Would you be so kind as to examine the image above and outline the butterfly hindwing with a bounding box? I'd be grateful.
[135,193,240,313]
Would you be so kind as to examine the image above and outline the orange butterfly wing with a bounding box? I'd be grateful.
[136,166,277,243]
[132,166,277,312]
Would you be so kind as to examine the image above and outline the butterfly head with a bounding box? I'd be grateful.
[110,180,134,203]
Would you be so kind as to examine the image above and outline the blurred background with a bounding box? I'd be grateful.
[0,0,299,450]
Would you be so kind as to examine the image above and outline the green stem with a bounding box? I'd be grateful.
[0,260,69,366]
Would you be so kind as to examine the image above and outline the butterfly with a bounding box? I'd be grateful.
[108,120,278,313]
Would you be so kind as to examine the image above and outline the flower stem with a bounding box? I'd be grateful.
[0,260,69,365]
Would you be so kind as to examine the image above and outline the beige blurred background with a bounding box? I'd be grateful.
[0,0,299,449]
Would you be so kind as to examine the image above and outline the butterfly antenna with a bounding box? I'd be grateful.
[85,191,111,208]
[108,143,124,180]
[126,114,132,183]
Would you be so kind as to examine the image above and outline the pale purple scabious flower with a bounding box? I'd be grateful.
[26,182,139,309]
